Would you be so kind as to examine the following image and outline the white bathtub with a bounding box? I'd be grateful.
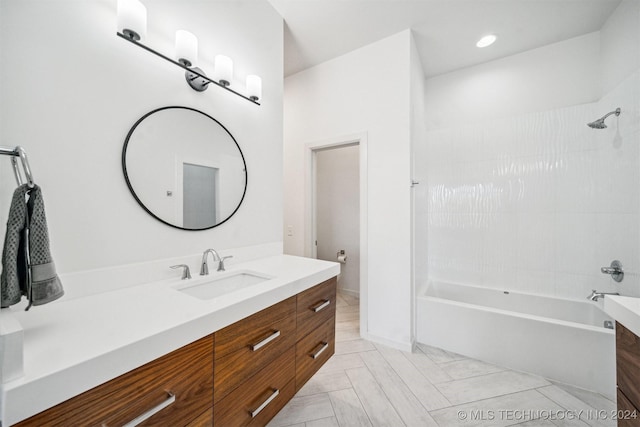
[416,281,616,398]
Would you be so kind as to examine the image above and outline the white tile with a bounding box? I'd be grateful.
[328,388,372,427]
[305,417,340,427]
[360,351,439,427]
[296,371,352,397]
[430,389,564,427]
[435,370,550,405]
[268,394,335,427]
[401,348,453,384]
[537,385,614,427]
[335,339,376,355]
[550,382,616,413]
[440,358,505,380]
[375,344,451,410]
[416,343,466,364]
[345,367,405,426]
[317,353,365,374]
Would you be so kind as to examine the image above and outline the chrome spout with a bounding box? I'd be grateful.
[587,290,620,301]
[200,249,220,275]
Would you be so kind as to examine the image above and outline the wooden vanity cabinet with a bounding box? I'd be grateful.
[13,277,337,427]
[295,277,337,391]
[15,335,214,427]
[615,321,640,424]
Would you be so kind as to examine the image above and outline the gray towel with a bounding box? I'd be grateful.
[1,184,63,309]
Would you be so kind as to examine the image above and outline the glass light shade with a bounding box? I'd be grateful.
[246,75,262,102]
[175,30,198,67]
[117,0,147,41]
[213,55,233,86]
[476,34,497,48]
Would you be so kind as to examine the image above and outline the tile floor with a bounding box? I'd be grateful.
[268,292,619,427]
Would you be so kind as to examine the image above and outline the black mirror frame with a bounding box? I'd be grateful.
[122,106,247,231]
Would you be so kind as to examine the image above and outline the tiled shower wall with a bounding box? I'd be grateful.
[423,69,640,300]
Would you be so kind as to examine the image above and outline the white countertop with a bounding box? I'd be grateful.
[0,254,339,426]
[604,295,640,337]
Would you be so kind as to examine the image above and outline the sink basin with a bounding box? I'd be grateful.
[176,271,272,300]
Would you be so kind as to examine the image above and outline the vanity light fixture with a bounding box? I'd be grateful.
[117,0,147,41]
[175,30,198,67]
[212,55,234,87]
[116,0,261,105]
[246,75,262,102]
[476,34,497,48]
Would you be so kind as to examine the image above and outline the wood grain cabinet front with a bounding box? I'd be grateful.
[616,322,640,412]
[214,347,296,427]
[15,335,214,427]
[296,277,337,342]
[295,317,335,391]
[213,296,297,403]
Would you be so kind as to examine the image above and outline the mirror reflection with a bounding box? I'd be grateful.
[122,106,247,230]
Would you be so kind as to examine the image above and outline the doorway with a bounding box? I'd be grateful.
[315,144,360,296]
[307,133,368,339]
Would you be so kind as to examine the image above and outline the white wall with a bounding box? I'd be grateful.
[424,32,601,129]
[410,34,427,342]
[284,30,413,349]
[419,0,640,300]
[315,145,360,295]
[600,0,640,95]
[0,0,283,274]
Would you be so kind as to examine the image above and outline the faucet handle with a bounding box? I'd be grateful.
[218,255,234,272]
[170,264,191,280]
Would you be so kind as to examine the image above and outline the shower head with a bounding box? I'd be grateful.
[587,108,621,129]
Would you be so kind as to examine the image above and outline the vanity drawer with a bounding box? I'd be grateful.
[296,316,335,391]
[617,389,639,427]
[214,296,296,402]
[616,322,640,410]
[296,277,337,342]
[214,347,296,427]
[15,335,214,427]
[186,408,213,427]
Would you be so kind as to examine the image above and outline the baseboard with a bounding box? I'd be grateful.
[337,287,359,298]
[362,331,413,352]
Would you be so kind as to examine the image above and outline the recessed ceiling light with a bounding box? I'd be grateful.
[476,34,497,48]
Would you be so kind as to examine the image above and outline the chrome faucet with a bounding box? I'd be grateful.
[170,264,191,280]
[587,290,620,301]
[200,249,221,275]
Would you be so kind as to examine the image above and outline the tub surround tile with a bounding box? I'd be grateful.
[268,394,335,427]
[359,351,439,426]
[345,367,405,426]
[328,389,373,427]
[435,371,551,405]
[374,344,451,410]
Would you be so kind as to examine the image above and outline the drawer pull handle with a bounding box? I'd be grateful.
[311,342,329,359]
[251,330,281,351]
[122,391,176,427]
[250,388,280,418]
[312,300,331,312]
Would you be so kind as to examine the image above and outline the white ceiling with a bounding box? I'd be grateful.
[267,0,622,78]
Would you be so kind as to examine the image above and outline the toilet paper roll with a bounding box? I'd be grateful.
[337,255,347,264]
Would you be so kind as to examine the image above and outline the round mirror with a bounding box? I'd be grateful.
[122,106,247,230]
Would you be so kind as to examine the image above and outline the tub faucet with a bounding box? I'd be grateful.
[200,249,221,275]
[587,290,620,301]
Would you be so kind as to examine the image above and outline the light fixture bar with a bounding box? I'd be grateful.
[117,32,260,105]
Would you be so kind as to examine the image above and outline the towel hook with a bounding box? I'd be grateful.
[1,145,35,188]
